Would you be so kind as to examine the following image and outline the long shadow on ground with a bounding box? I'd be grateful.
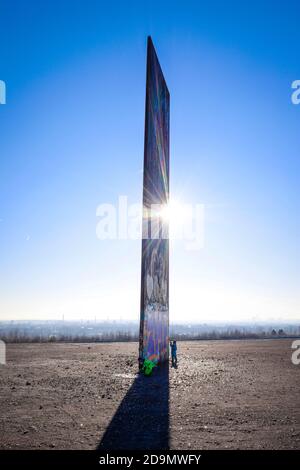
[98,363,169,450]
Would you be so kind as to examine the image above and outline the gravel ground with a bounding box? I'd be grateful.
[0,339,299,449]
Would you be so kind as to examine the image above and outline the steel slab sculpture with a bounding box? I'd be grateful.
[139,37,170,366]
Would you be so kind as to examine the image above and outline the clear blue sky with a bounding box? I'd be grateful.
[0,0,299,322]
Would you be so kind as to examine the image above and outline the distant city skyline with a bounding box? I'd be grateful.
[0,1,299,323]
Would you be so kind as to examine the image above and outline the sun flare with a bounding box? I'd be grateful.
[160,199,191,232]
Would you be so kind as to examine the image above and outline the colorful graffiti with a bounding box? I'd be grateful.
[139,37,170,365]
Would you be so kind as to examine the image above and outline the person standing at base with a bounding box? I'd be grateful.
[170,340,177,367]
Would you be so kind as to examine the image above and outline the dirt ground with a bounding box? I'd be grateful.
[0,339,299,450]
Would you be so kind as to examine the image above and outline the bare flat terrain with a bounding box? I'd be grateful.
[0,339,299,449]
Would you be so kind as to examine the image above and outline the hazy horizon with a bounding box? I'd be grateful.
[1,319,299,326]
